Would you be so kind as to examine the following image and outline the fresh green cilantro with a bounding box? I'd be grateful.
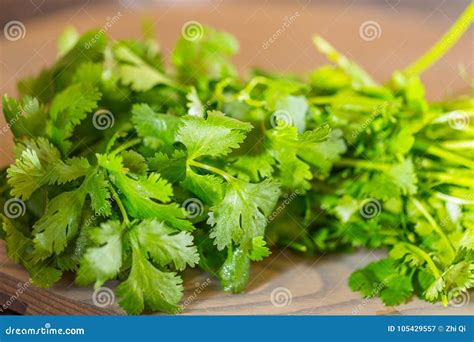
[0,4,472,314]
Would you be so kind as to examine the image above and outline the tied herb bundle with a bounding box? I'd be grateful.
[1,5,473,314]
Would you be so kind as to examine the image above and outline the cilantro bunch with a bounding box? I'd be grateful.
[1,4,473,314]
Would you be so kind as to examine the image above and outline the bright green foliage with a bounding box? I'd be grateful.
[7,140,91,200]
[249,236,271,261]
[47,83,101,152]
[116,233,183,314]
[1,5,473,314]
[76,221,124,287]
[219,246,251,293]
[177,110,252,159]
[208,179,280,250]
[132,104,180,149]
[133,219,199,270]
[113,43,174,91]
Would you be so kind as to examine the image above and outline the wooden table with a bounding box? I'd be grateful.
[0,1,472,315]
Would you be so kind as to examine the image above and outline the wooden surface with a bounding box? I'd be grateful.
[2,242,474,315]
[0,1,473,315]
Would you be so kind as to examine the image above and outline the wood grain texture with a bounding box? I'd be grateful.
[0,1,472,315]
[1,241,473,315]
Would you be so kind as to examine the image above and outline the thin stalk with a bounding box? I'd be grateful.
[411,198,455,258]
[335,158,389,172]
[312,35,377,87]
[441,140,474,150]
[109,138,142,157]
[238,76,270,107]
[423,172,474,188]
[188,160,236,182]
[435,191,474,205]
[404,3,474,76]
[108,182,129,225]
[400,242,448,306]
[280,239,308,253]
[415,141,474,169]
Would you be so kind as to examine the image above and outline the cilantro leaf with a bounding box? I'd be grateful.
[76,221,124,287]
[134,219,199,271]
[248,236,271,261]
[32,169,111,257]
[131,103,180,149]
[208,179,280,250]
[7,138,91,199]
[114,44,175,92]
[177,110,252,159]
[181,168,224,205]
[100,154,192,231]
[116,234,183,314]
[2,95,47,138]
[47,83,102,152]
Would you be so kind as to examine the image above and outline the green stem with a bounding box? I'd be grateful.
[237,76,270,107]
[188,160,236,182]
[435,191,474,205]
[411,198,455,258]
[422,172,474,188]
[215,78,236,103]
[108,182,129,225]
[404,3,474,76]
[280,239,308,253]
[109,138,142,157]
[335,158,389,172]
[312,35,377,87]
[441,140,474,150]
[414,140,474,169]
[399,242,448,306]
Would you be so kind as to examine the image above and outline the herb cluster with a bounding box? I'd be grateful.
[1,5,473,314]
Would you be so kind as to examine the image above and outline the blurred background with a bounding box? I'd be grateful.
[1,0,471,93]
[1,0,472,26]
[0,0,472,161]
